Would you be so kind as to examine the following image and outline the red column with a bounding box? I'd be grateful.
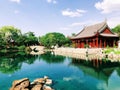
[94,40,95,47]
[93,39,95,48]
[104,39,106,48]
[96,37,98,48]
[78,40,80,48]
[100,39,102,48]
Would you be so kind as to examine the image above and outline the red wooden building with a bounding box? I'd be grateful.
[70,21,119,48]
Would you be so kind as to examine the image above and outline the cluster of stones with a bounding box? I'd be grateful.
[10,76,53,90]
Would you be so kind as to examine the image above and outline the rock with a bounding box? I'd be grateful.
[45,79,52,85]
[44,76,49,80]
[33,78,45,84]
[10,78,30,90]
[12,78,29,87]
[10,76,53,90]
[43,85,53,90]
[31,84,42,90]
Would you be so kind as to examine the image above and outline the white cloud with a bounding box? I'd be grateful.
[61,8,86,17]
[95,0,120,14]
[107,16,120,28]
[47,0,57,4]
[59,20,104,36]
[59,20,103,32]
[14,10,20,14]
[10,0,21,3]
[59,22,84,31]
[70,22,86,27]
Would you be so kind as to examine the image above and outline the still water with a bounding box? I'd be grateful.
[0,51,120,90]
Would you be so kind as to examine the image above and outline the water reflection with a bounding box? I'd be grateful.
[0,51,120,90]
[0,51,65,74]
[0,51,38,74]
[40,52,65,64]
[70,58,120,84]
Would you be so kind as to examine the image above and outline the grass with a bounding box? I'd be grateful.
[104,48,120,54]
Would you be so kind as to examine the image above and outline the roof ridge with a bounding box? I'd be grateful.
[75,27,85,37]
[71,21,113,39]
[75,21,106,36]
[98,21,107,33]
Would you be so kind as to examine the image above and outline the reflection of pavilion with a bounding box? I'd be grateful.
[70,58,120,85]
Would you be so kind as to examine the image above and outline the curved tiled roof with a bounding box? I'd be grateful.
[71,21,118,39]
[100,33,118,37]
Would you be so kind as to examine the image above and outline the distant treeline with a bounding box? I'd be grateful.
[0,26,71,51]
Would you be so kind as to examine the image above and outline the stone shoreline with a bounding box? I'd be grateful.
[10,76,53,90]
[29,46,120,62]
[53,47,120,62]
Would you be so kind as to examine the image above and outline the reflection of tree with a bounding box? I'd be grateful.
[0,58,22,74]
[116,67,120,77]
[40,52,65,64]
[70,58,120,84]
[0,52,38,74]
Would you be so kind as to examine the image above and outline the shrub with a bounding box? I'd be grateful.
[17,45,26,51]
[25,47,32,52]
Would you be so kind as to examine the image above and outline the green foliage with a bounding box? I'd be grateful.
[84,44,89,48]
[25,47,32,52]
[106,45,110,49]
[15,32,39,46]
[114,51,120,54]
[40,32,68,48]
[112,24,120,39]
[71,33,76,36]
[24,32,39,46]
[64,37,72,47]
[17,45,26,51]
[0,51,38,74]
[0,26,21,43]
[0,26,39,51]
[112,24,120,33]
[40,52,65,64]
[103,48,120,54]
[104,48,114,54]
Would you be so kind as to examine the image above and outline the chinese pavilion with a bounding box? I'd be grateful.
[70,21,119,48]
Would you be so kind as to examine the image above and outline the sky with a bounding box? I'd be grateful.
[0,0,120,36]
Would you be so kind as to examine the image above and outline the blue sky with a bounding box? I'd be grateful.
[0,0,120,36]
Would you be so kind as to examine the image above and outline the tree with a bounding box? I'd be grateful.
[64,37,72,47]
[0,33,6,49]
[23,32,39,46]
[112,25,120,39]
[0,26,22,47]
[40,32,66,48]
[71,33,76,36]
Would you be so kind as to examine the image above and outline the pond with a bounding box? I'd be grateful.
[0,51,120,90]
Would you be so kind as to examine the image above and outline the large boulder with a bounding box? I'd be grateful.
[31,84,42,90]
[10,78,30,90]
